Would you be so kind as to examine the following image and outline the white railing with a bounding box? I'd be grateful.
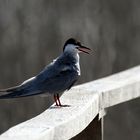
[0,65,140,140]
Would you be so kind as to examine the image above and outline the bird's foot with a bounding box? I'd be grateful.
[60,104,71,107]
[55,104,71,107]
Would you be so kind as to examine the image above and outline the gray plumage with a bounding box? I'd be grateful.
[0,38,91,106]
[0,52,79,98]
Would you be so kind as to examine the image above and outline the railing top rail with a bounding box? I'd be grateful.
[1,65,140,140]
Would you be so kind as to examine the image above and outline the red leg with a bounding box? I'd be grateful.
[54,95,59,106]
[54,94,70,107]
[57,94,62,106]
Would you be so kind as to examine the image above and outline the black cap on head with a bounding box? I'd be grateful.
[63,38,81,52]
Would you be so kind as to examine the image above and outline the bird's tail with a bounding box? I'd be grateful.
[0,86,23,99]
[0,86,42,99]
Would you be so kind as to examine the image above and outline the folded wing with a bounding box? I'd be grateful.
[0,63,78,99]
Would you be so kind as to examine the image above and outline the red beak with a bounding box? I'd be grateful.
[78,46,91,54]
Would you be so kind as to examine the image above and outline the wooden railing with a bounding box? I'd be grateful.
[1,65,140,140]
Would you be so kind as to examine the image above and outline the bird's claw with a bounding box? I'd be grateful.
[55,104,71,107]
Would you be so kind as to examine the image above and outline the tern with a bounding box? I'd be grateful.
[0,38,91,106]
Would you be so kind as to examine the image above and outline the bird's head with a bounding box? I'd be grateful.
[63,38,91,54]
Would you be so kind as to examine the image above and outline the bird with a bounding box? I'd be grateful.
[0,38,91,107]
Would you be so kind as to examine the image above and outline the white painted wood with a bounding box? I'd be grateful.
[1,65,140,140]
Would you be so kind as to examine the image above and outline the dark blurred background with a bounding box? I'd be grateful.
[0,0,140,139]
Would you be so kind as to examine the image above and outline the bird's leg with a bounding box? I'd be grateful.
[54,95,59,106]
[54,94,70,107]
[57,94,62,106]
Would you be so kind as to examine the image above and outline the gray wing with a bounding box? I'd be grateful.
[0,59,78,99]
[36,65,78,94]
[34,54,79,94]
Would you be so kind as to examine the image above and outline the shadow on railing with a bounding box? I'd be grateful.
[1,66,140,140]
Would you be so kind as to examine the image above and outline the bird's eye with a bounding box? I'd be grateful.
[77,42,81,46]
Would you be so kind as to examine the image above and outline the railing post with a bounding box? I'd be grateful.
[71,115,104,140]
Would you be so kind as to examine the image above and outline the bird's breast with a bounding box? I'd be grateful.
[75,62,81,76]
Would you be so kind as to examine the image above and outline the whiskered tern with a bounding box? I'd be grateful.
[0,38,91,107]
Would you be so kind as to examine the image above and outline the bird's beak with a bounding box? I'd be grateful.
[77,46,91,54]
